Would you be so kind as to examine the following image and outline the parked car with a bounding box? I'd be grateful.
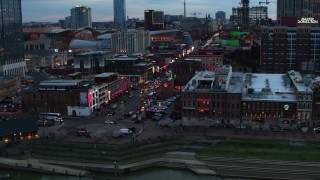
[111,104,117,109]
[235,124,247,129]
[128,127,136,132]
[104,120,114,124]
[107,111,115,116]
[313,127,320,134]
[77,128,94,136]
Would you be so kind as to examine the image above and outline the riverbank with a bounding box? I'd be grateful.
[2,136,320,179]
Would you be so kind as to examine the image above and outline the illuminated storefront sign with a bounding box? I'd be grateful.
[88,93,93,104]
[284,104,289,111]
[297,17,318,24]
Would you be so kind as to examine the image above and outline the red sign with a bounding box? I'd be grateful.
[88,93,93,104]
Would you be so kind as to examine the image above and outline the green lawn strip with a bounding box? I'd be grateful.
[30,137,195,156]
[198,138,320,162]
[30,143,163,156]
[31,144,183,165]
[30,141,181,157]
[30,140,191,164]
[202,159,320,172]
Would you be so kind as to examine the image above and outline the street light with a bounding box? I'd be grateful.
[114,161,119,178]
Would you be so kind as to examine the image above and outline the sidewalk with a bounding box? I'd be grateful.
[0,157,89,177]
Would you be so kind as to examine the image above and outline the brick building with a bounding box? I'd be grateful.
[261,26,320,74]
[180,65,243,125]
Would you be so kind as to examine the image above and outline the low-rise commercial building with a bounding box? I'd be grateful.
[0,76,21,101]
[21,73,125,116]
[181,65,243,125]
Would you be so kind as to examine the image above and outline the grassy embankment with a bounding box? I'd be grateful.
[199,138,320,162]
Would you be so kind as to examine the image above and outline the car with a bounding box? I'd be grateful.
[111,104,118,109]
[133,119,143,124]
[107,111,115,116]
[104,120,114,124]
[313,127,320,134]
[77,128,94,136]
[128,127,136,132]
[235,124,247,129]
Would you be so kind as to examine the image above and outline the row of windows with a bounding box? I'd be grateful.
[183,101,240,109]
[243,102,293,111]
[183,94,238,99]
[297,103,312,109]
[34,94,77,99]
[182,109,240,118]
[298,94,312,100]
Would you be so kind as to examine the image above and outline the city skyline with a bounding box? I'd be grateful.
[22,0,277,22]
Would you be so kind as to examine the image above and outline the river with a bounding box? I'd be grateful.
[0,167,243,180]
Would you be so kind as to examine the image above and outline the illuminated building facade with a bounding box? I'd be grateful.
[181,66,243,122]
[111,30,150,53]
[21,76,126,116]
[242,71,313,128]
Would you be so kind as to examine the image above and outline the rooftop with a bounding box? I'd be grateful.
[106,56,138,61]
[77,50,111,56]
[243,73,296,102]
[39,80,82,86]
[95,73,117,78]
[288,70,313,93]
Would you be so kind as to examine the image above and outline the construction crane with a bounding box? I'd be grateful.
[190,12,202,18]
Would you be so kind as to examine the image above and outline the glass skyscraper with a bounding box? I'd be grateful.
[113,0,126,29]
[0,0,25,76]
[70,6,92,29]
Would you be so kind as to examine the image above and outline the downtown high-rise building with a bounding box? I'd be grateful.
[277,0,320,20]
[215,11,226,24]
[0,0,26,76]
[144,10,165,31]
[113,0,126,29]
[70,6,92,29]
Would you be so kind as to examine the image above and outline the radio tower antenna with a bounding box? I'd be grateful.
[184,0,186,19]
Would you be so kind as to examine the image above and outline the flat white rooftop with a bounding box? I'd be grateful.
[95,73,117,78]
[40,80,82,86]
[243,73,296,102]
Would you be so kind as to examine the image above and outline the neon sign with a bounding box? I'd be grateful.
[297,17,318,24]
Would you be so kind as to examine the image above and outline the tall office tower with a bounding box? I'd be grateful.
[144,10,165,30]
[113,0,126,29]
[277,0,320,21]
[0,0,26,76]
[215,11,226,24]
[261,26,320,74]
[70,6,92,29]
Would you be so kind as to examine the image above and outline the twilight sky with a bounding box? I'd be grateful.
[22,0,277,22]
